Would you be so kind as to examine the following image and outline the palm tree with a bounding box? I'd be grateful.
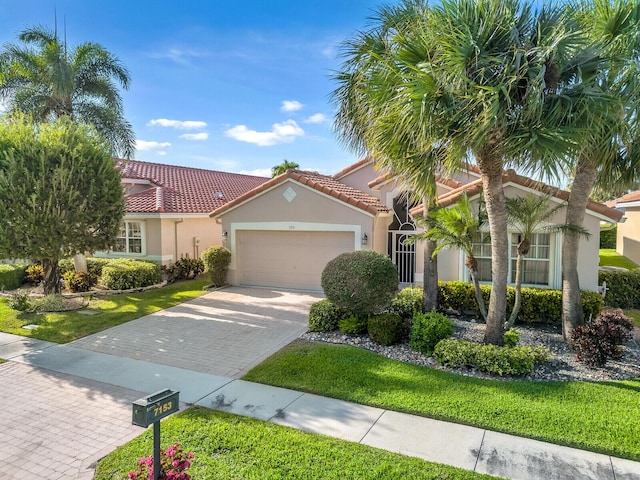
[332,0,603,344]
[416,193,488,320]
[558,0,640,339]
[0,25,135,158]
[505,195,588,329]
[271,159,300,177]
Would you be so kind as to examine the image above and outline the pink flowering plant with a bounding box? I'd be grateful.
[128,443,194,480]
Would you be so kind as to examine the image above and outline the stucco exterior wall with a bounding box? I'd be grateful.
[617,208,640,265]
[336,163,381,198]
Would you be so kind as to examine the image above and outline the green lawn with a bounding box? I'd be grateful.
[243,339,640,461]
[0,279,211,343]
[95,407,500,480]
[599,249,639,270]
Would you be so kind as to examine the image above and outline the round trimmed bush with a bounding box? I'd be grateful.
[308,299,346,332]
[321,250,398,318]
[368,313,404,346]
[409,312,454,356]
[389,287,423,320]
[338,315,368,334]
[202,246,231,287]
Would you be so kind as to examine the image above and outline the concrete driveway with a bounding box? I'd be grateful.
[69,286,322,378]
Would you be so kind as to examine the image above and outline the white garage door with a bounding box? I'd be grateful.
[236,230,355,291]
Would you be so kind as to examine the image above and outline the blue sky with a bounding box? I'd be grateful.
[0,1,381,176]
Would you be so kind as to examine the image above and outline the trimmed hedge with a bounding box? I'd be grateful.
[202,246,231,287]
[598,270,640,309]
[434,338,550,376]
[368,313,404,346]
[308,299,346,332]
[600,226,617,249]
[0,264,26,290]
[59,257,112,277]
[388,286,424,320]
[409,312,454,356]
[101,259,162,290]
[438,281,603,325]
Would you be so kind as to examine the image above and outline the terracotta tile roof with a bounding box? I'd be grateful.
[608,190,640,207]
[117,159,269,214]
[410,170,623,222]
[332,156,373,180]
[210,169,390,217]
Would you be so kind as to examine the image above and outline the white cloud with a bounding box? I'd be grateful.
[151,48,208,65]
[136,140,172,151]
[180,132,209,141]
[281,100,303,112]
[304,113,327,124]
[157,151,168,156]
[224,120,304,147]
[148,118,207,130]
[238,168,272,177]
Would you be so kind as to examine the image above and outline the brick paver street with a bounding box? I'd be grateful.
[0,362,144,480]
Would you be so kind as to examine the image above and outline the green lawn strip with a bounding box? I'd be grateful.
[243,340,640,461]
[599,249,639,270]
[623,309,640,328]
[0,279,211,343]
[95,407,500,480]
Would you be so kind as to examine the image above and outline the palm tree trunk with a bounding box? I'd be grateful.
[562,158,597,340]
[507,253,524,328]
[42,258,61,295]
[423,239,439,312]
[469,268,487,320]
[477,154,508,345]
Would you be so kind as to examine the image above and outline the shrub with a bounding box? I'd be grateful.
[25,264,44,285]
[31,294,66,313]
[202,246,231,287]
[503,329,521,348]
[58,258,74,276]
[598,270,640,309]
[368,313,404,346]
[600,226,616,249]
[409,312,453,356]
[8,289,31,311]
[0,264,26,290]
[101,259,162,290]
[167,257,205,282]
[59,257,111,278]
[434,339,550,376]
[308,300,346,332]
[437,281,603,325]
[321,250,398,318]
[63,271,97,293]
[388,287,424,320]
[570,309,634,367]
[338,315,368,334]
[128,443,194,480]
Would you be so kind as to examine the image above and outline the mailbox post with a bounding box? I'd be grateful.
[132,389,180,480]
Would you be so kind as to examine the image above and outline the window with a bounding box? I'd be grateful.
[469,232,552,286]
[114,221,143,254]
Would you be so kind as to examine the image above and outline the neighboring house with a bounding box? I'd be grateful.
[211,159,621,292]
[608,191,640,264]
[95,160,269,266]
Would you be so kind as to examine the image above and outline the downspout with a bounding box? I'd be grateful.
[174,218,184,262]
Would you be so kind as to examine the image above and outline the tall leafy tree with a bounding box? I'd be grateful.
[271,159,300,177]
[559,0,640,339]
[505,195,588,329]
[0,116,125,293]
[0,25,135,158]
[333,0,600,344]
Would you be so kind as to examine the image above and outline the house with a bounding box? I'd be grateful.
[608,191,640,264]
[94,160,269,266]
[211,159,622,292]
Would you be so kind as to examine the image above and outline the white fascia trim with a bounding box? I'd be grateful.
[122,178,154,185]
[124,213,212,219]
[616,201,640,208]
[228,221,362,269]
[334,161,372,180]
[214,178,376,219]
[93,252,173,262]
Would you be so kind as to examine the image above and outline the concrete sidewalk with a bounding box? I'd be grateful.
[2,331,639,480]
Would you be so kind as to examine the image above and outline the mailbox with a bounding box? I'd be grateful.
[132,389,179,427]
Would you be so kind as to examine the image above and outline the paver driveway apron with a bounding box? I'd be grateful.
[69,286,322,378]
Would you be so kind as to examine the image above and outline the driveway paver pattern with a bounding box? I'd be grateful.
[69,287,322,377]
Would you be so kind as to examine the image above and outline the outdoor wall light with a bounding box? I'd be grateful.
[362,233,368,245]
[222,231,228,241]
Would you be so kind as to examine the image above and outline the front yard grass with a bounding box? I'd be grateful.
[599,248,639,270]
[243,339,640,461]
[0,278,211,343]
[95,407,500,480]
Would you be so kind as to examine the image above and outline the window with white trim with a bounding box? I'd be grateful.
[114,221,143,254]
[469,232,552,286]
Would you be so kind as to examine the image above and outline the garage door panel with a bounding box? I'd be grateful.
[237,230,354,291]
